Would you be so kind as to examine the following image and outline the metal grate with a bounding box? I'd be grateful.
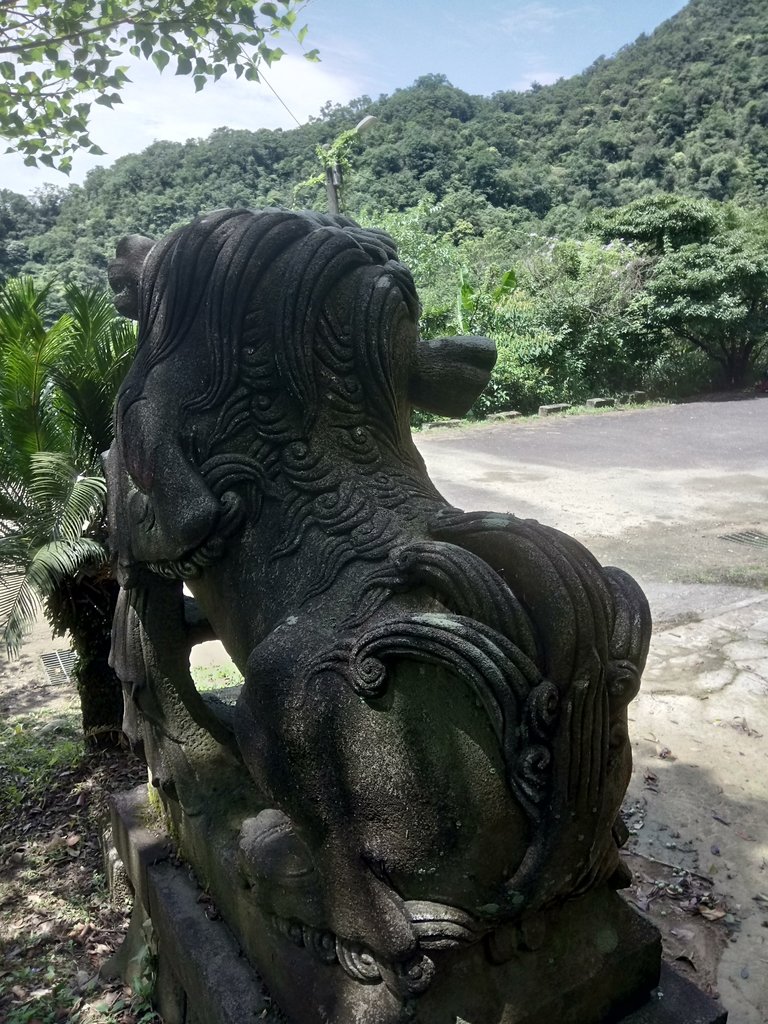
[719,530,768,548]
[40,649,76,684]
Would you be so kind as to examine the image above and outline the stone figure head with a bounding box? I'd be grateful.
[109,208,496,578]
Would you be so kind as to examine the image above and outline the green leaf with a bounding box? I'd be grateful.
[152,50,170,72]
[297,24,309,45]
[492,269,518,301]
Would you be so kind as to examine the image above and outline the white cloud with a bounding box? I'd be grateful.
[114,52,363,141]
[502,3,562,34]
[512,70,563,91]
[0,51,365,194]
[501,2,598,37]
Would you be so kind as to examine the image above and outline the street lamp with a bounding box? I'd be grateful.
[324,115,379,216]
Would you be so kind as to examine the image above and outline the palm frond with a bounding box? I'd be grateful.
[0,277,48,345]
[0,278,75,465]
[0,537,106,656]
[0,533,31,565]
[0,470,28,526]
[51,286,137,465]
[29,451,107,542]
[0,567,42,657]
[0,281,125,660]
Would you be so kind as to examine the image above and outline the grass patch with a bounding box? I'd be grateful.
[190,661,243,691]
[0,712,83,811]
[415,400,669,431]
[682,565,768,589]
[561,400,668,417]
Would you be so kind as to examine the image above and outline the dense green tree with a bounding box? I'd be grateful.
[597,196,768,387]
[7,0,768,289]
[592,193,727,251]
[0,187,64,282]
[514,238,643,399]
[0,279,135,745]
[630,227,768,387]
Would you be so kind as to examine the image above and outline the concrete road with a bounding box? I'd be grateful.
[417,396,768,628]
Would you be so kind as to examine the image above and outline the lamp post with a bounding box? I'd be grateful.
[324,114,378,215]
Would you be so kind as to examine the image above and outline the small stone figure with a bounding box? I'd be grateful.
[107,209,656,1023]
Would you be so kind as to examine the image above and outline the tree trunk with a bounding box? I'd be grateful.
[723,349,751,389]
[46,574,124,749]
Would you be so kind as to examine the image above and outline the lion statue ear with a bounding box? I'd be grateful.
[409,335,497,418]
[108,234,156,320]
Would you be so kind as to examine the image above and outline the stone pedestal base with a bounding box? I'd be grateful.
[106,786,727,1024]
[622,965,727,1024]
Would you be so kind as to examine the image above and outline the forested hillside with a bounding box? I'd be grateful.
[1,0,767,414]
[1,0,766,290]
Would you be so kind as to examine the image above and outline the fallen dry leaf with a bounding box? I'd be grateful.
[675,953,697,972]
[698,907,726,922]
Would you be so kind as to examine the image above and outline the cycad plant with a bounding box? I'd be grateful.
[0,277,135,746]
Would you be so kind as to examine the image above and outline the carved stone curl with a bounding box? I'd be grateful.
[107,208,655,1023]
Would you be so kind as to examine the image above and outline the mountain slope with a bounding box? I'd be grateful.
[5,0,768,288]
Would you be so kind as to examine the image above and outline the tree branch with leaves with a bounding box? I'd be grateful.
[0,0,317,171]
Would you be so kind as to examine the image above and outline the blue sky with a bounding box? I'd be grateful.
[2,0,688,195]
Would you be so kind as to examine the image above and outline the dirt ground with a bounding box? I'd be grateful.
[0,619,149,1024]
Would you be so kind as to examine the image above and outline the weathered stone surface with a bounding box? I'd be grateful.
[109,785,170,911]
[114,785,726,1024]
[538,402,572,415]
[587,397,616,409]
[147,860,281,1024]
[424,417,463,429]
[489,410,522,420]
[153,955,185,1024]
[622,964,728,1023]
[104,207,673,1022]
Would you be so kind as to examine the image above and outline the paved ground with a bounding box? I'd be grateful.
[418,396,768,1024]
[418,396,768,626]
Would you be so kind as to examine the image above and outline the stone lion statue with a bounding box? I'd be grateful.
[107,208,652,1021]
